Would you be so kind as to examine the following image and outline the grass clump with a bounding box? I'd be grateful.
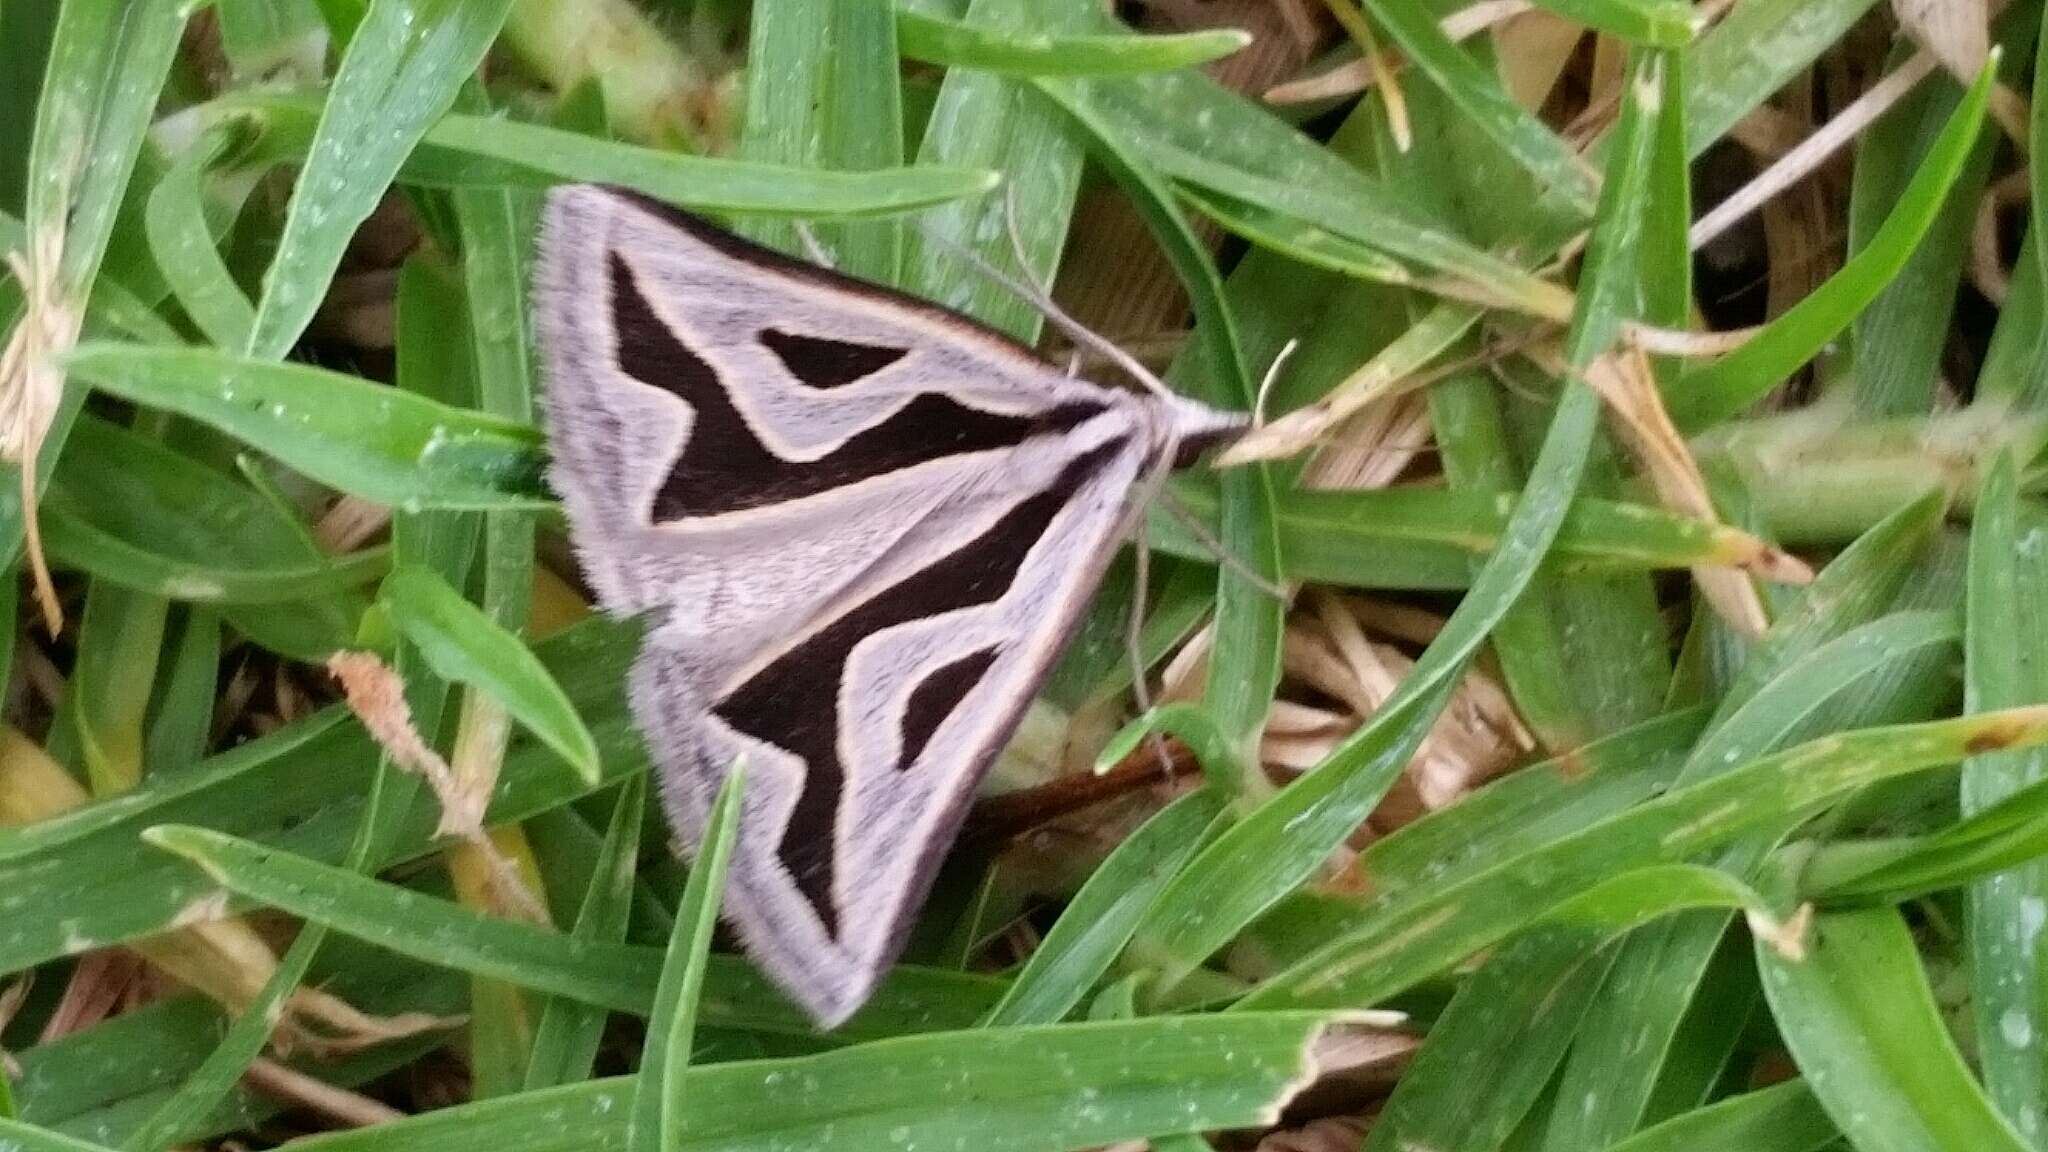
[3,1,2048,1150]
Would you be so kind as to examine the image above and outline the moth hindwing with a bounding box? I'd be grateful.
[533,184,1245,1025]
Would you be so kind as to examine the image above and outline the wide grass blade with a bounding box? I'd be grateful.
[1758,906,2032,1152]
[377,565,600,784]
[1235,706,2048,1009]
[209,92,1001,216]
[240,0,516,359]
[64,344,547,510]
[1960,450,2048,1136]
[284,1014,1338,1152]
[896,11,1249,76]
[138,822,1001,1037]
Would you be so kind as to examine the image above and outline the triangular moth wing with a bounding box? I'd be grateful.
[534,184,1244,1025]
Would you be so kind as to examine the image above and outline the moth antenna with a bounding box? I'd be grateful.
[1254,338,1299,429]
[792,221,834,269]
[1155,488,1290,599]
[911,219,1175,404]
[1001,183,1055,301]
[1122,467,1176,777]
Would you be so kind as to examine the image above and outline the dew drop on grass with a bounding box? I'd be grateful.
[2021,895,2046,943]
[2001,1006,2034,1049]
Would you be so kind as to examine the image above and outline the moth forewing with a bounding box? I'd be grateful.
[535,183,1247,1026]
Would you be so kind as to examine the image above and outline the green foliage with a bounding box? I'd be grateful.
[7,1,2048,1150]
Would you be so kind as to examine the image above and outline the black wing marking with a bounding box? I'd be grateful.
[712,442,1121,932]
[607,253,1106,521]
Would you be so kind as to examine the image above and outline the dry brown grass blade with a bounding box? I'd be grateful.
[1319,0,1411,150]
[2,225,77,636]
[244,1056,407,1128]
[1492,5,1579,110]
[1972,181,2012,304]
[325,651,547,921]
[0,724,456,1052]
[1297,391,1434,491]
[1691,49,1939,250]
[1576,348,1777,634]
[1161,592,1531,827]
[38,950,142,1041]
[1895,0,1990,86]
[1749,902,1815,961]
[1265,1,1544,106]
[1218,318,1527,467]
[314,495,393,553]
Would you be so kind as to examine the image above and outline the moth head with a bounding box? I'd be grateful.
[1148,391,1251,470]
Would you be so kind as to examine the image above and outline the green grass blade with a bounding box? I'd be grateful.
[1680,0,1880,154]
[64,344,548,510]
[899,0,1087,342]
[215,0,324,77]
[629,767,741,1152]
[1527,0,1698,47]
[1342,708,1705,904]
[378,564,600,784]
[117,920,334,1152]
[240,0,516,358]
[1133,381,1602,985]
[142,122,254,350]
[1684,610,1960,775]
[1674,57,1996,429]
[524,774,646,1090]
[115,263,493,1150]
[1030,78,1284,766]
[39,503,386,604]
[1065,68,1561,311]
[1356,0,1597,217]
[1120,45,1665,987]
[1236,706,2048,1010]
[1176,184,1420,291]
[738,0,903,275]
[44,413,382,608]
[145,610,222,774]
[1843,53,2000,417]
[450,154,547,1094]
[897,10,1249,75]
[1362,865,1773,1152]
[1961,450,2048,1135]
[1758,907,2031,1152]
[1804,770,2048,903]
[1543,494,1947,1150]
[1600,1082,1838,1152]
[137,822,1001,1037]
[1160,479,1798,588]
[67,578,167,794]
[983,787,1230,1026]
[7,0,188,570]
[0,1116,121,1152]
[26,0,186,300]
[210,91,1002,215]
[284,1015,1337,1152]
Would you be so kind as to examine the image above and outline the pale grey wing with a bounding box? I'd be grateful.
[533,184,1234,658]
[632,432,1147,1024]
[531,182,1246,1026]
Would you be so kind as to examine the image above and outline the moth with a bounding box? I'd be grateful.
[534,184,1246,1026]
